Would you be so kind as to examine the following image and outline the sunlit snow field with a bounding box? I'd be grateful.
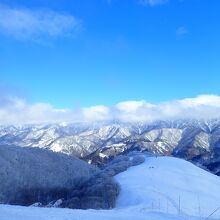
[1,156,220,220]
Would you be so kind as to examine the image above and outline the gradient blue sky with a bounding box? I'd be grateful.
[0,0,220,108]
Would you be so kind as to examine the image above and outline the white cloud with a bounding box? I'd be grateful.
[82,106,110,121]
[116,100,154,113]
[176,26,189,36]
[139,0,169,6]
[1,94,220,124]
[0,4,81,41]
[180,95,220,107]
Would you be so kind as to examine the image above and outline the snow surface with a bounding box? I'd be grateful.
[1,156,220,220]
[0,205,200,220]
[115,156,220,218]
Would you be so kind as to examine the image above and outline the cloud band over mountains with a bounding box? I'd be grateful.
[1,95,220,124]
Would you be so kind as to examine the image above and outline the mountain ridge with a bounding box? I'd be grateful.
[1,119,220,175]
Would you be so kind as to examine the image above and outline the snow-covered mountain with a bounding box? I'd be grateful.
[1,156,220,220]
[1,119,220,175]
[0,145,96,206]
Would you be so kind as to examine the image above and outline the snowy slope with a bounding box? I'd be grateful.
[0,205,200,220]
[0,145,96,205]
[0,156,220,219]
[115,156,220,218]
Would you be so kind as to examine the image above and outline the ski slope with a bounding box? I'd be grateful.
[1,156,220,220]
[115,156,220,218]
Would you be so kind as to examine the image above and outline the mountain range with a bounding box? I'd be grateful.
[1,119,220,175]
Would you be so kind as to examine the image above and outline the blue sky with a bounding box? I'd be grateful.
[0,0,220,109]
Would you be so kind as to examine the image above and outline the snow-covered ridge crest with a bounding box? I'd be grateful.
[115,156,220,219]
